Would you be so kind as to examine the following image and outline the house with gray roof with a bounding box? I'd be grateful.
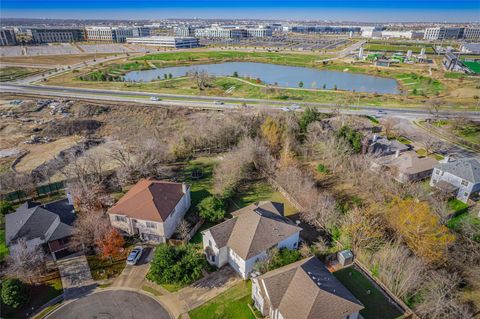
[252,257,364,319]
[368,135,411,157]
[430,157,480,203]
[201,201,302,279]
[6,198,77,260]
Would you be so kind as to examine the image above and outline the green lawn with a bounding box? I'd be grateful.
[333,267,403,319]
[189,281,255,319]
[0,66,44,82]
[228,180,298,216]
[364,42,434,54]
[448,199,469,214]
[2,278,63,319]
[87,254,126,281]
[183,157,218,207]
[134,51,332,67]
[447,210,480,242]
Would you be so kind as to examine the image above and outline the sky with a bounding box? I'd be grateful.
[2,0,479,22]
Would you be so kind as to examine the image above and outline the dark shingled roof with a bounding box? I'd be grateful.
[205,201,302,260]
[435,158,480,184]
[6,199,75,245]
[257,257,364,319]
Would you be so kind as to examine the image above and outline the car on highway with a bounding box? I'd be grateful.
[214,100,225,105]
[150,96,162,101]
[290,104,301,110]
[126,246,144,265]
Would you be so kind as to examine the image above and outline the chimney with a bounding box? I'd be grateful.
[395,150,400,158]
[67,192,74,206]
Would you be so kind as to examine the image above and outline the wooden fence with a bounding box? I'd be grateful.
[169,218,205,245]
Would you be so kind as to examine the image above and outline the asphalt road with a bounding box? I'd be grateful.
[47,290,172,319]
[2,83,480,120]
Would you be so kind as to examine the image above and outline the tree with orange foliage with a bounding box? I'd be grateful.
[261,116,285,155]
[96,228,125,262]
[386,197,455,264]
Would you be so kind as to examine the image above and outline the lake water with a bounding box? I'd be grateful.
[123,62,399,94]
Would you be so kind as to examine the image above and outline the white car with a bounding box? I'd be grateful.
[126,246,144,265]
[214,100,224,105]
[290,104,301,110]
[150,96,161,101]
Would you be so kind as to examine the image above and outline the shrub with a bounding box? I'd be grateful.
[0,200,13,216]
[1,279,29,309]
[316,164,328,174]
[197,196,226,222]
[146,244,206,285]
[255,248,302,274]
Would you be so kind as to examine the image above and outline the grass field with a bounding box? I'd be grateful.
[364,43,434,54]
[333,267,403,319]
[228,180,298,216]
[0,66,44,82]
[134,51,333,67]
[462,61,480,74]
[189,281,255,319]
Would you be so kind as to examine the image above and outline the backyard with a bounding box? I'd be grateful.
[333,267,403,319]
[189,281,256,319]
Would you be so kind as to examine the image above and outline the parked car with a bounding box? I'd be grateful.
[150,96,162,101]
[126,246,144,265]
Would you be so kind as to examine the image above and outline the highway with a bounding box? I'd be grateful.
[2,83,480,120]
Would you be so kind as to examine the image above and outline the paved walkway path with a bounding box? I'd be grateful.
[56,254,96,299]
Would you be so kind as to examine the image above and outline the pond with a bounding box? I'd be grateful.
[123,62,399,94]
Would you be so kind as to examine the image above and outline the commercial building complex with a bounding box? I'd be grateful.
[126,36,199,48]
[174,26,196,37]
[85,26,149,43]
[286,25,361,34]
[424,27,464,40]
[30,27,85,43]
[193,25,272,38]
[463,27,480,40]
[0,28,17,46]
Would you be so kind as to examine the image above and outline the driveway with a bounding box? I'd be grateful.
[175,266,240,310]
[113,246,154,289]
[56,254,95,299]
[47,290,172,319]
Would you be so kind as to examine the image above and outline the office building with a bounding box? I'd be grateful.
[30,27,85,43]
[126,36,199,48]
[463,27,480,40]
[194,26,271,39]
[174,26,196,37]
[0,28,17,46]
[86,27,142,43]
[424,27,464,40]
[132,27,151,38]
[247,27,273,37]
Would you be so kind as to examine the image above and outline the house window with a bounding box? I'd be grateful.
[115,215,126,222]
[146,222,157,229]
[461,180,469,187]
[209,240,212,247]
[211,255,215,262]
[435,170,440,175]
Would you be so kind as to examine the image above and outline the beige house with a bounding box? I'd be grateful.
[202,201,302,279]
[252,257,364,319]
[371,150,437,183]
[108,179,190,243]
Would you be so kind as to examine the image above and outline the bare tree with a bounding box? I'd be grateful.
[176,219,191,240]
[70,210,112,250]
[5,238,48,280]
[381,117,399,138]
[425,98,444,120]
[188,70,213,91]
[422,135,441,155]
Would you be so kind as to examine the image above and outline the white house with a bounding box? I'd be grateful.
[430,157,480,203]
[251,257,364,319]
[108,179,191,243]
[202,201,301,279]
